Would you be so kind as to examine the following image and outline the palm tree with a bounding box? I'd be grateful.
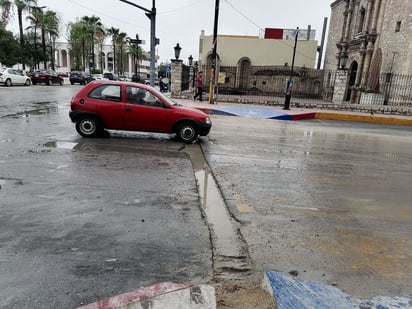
[81,15,104,72]
[69,21,91,70]
[116,31,127,75]
[0,0,38,69]
[43,10,59,70]
[95,25,106,72]
[128,43,146,78]
[107,27,119,73]
[26,5,42,69]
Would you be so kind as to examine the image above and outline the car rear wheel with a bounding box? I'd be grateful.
[48,79,53,86]
[176,122,198,144]
[5,79,11,87]
[59,80,63,86]
[75,116,102,137]
[25,79,31,86]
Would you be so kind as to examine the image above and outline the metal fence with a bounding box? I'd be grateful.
[202,65,411,106]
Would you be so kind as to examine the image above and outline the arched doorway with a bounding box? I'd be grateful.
[238,58,251,90]
[345,61,358,101]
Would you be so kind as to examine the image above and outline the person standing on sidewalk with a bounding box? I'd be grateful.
[193,71,203,101]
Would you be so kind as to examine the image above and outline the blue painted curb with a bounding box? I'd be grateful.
[264,271,412,309]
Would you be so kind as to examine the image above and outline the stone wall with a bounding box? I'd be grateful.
[378,0,412,74]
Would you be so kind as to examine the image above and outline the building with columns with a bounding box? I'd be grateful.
[52,41,151,78]
[324,0,412,104]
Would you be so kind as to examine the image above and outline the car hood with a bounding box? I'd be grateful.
[173,105,209,118]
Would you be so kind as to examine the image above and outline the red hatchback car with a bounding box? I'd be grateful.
[69,81,212,143]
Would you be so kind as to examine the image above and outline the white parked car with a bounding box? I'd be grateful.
[0,68,31,86]
[92,74,109,81]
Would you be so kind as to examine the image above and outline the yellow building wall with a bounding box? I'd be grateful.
[199,34,318,68]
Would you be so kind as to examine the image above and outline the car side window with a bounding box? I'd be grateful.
[89,85,121,102]
[126,86,162,107]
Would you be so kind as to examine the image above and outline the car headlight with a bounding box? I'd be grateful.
[205,117,211,124]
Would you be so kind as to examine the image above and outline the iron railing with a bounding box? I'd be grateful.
[201,65,411,106]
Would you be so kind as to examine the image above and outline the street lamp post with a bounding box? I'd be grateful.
[174,43,181,60]
[283,27,299,110]
[188,55,194,88]
[193,61,198,89]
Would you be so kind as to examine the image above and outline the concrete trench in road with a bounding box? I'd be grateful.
[185,143,252,280]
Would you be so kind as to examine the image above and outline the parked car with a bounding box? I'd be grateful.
[118,75,131,82]
[92,74,109,81]
[31,70,64,85]
[0,68,31,86]
[69,81,212,143]
[103,72,117,80]
[131,74,142,83]
[69,71,94,85]
[145,78,160,85]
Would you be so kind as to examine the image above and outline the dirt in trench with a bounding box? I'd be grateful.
[212,279,277,309]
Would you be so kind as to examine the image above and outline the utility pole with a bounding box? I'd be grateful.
[283,27,299,110]
[119,0,158,87]
[209,0,220,104]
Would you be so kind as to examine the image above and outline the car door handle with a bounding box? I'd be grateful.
[124,107,131,112]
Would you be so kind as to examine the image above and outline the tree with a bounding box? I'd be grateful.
[116,31,127,74]
[26,5,42,69]
[68,21,91,70]
[0,0,38,69]
[106,27,119,74]
[81,15,104,71]
[0,23,20,66]
[43,9,59,69]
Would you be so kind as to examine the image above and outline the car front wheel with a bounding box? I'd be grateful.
[5,79,12,86]
[75,116,102,137]
[176,122,198,144]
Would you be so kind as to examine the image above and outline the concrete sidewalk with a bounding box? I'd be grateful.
[174,98,412,126]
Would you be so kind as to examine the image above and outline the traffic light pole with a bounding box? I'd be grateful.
[119,0,157,87]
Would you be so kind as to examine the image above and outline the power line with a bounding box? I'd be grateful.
[66,0,146,29]
[223,0,263,32]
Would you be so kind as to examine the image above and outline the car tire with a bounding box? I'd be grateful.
[5,79,12,87]
[176,122,198,144]
[75,116,102,138]
[32,81,37,85]
[48,79,53,86]
[59,80,63,86]
[25,79,31,86]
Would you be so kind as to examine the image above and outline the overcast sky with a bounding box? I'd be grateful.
[6,0,332,65]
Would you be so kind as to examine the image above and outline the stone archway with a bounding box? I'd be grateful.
[237,58,251,90]
[345,61,358,101]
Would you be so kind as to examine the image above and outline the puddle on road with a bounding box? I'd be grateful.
[43,141,78,149]
[41,140,251,277]
[185,144,250,278]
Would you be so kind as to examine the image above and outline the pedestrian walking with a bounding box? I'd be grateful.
[193,71,203,101]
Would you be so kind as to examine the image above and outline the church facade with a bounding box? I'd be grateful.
[324,0,412,105]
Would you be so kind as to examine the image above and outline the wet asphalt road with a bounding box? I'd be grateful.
[0,85,212,308]
[202,116,412,299]
[1,84,412,307]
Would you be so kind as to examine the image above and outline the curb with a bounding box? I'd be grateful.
[263,270,412,309]
[77,282,216,309]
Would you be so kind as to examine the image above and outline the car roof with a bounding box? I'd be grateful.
[88,80,152,88]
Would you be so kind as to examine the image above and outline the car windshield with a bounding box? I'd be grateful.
[148,85,180,106]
